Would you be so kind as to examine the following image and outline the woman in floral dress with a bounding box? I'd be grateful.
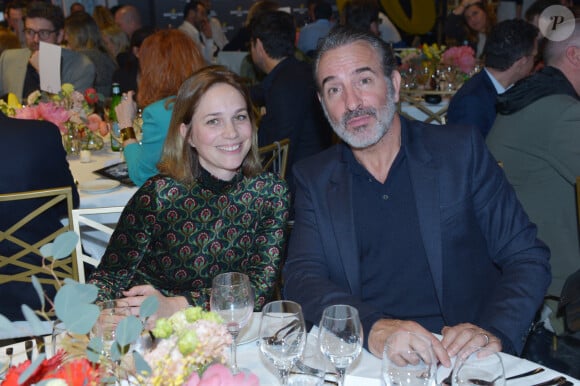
[88,66,290,322]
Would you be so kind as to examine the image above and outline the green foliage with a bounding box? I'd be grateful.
[19,354,46,384]
[140,296,159,319]
[39,231,79,260]
[54,283,100,335]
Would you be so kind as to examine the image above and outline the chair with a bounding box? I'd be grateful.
[397,89,453,125]
[71,207,124,283]
[0,187,78,290]
[258,138,290,179]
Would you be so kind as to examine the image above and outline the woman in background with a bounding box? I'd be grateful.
[100,24,129,64]
[89,66,290,322]
[115,29,204,186]
[445,0,495,58]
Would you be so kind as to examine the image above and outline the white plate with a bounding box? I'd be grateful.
[238,312,260,345]
[79,179,121,194]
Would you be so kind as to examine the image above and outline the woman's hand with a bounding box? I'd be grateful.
[121,285,189,329]
[115,90,137,129]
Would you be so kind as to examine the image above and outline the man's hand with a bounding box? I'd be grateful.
[28,51,39,71]
[441,323,502,359]
[121,285,189,329]
[369,319,451,367]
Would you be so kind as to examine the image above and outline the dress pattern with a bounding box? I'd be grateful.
[88,169,290,310]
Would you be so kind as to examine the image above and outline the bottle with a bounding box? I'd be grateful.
[109,83,122,151]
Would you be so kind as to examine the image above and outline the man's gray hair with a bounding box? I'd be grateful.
[544,18,580,66]
[313,26,397,91]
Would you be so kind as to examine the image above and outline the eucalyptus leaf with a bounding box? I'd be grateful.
[21,305,46,336]
[39,242,54,258]
[115,315,143,346]
[133,351,152,376]
[18,353,45,384]
[86,337,104,363]
[63,277,79,285]
[31,275,45,310]
[139,296,159,319]
[62,304,100,335]
[54,283,98,324]
[50,231,79,260]
[110,341,121,362]
[0,313,13,334]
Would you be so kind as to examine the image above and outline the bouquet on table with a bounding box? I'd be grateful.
[0,84,109,155]
[0,232,260,386]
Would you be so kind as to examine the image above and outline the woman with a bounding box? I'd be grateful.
[64,12,117,97]
[88,66,290,322]
[115,29,205,186]
[100,24,129,63]
[445,0,495,58]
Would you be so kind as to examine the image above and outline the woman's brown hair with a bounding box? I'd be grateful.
[137,29,204,108]
[158,66,262,185]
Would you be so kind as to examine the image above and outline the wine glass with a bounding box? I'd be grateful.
[318,305,362,386]
[382,331,436,386]
[210,272,254,374]
[258,300,307,385]
[452,347,506,386]
[93,300,130,358]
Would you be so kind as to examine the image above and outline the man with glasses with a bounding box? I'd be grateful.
[0,1,95,101]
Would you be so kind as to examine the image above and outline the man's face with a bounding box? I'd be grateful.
[193,4,208,29]
[24,17,62,51]
[6,8,23,32]
[316,41,400,149]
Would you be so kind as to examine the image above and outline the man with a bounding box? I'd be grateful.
[114,4,142,40]
[447,19,538,137]
[0,112,79,321]
[297,1,333,57]
[249,10,332,199]
[3,0,26,47]
[487,18,580,317]
[0,1,95,101]
[199,0,228,50]
[69,2,86,15]
[179,1,220,64]
[283,27,550,364]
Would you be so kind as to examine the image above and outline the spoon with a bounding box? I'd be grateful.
[467,375,501,385]
[441,367,545,385]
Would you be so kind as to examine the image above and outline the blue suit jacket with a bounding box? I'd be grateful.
[447,70,498,138]
[283,117,551,354]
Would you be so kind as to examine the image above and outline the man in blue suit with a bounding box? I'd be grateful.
[447,19,538,137]
[283,27,550,366]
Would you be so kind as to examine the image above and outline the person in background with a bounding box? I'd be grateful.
[378,8,403,46]
[69,2,85,15]
[179,1,219,64]
[297,0,334,57]
[342,0,381,36]
[283,27,550,363]
[249,10,332,201]
[100,24,129,64]
[92,4,116,30]
[0,112,79,321]
[88,66,289,323]
[487,20,580,373]
[114,29,204,187]
[445,0,496,58]
[223,0,279,52]
[0,1,95,101]
[0,27,21,55]
[199,0,228,51]
[64,11,116,97]
[447,19,538,137]
[2,0,26,47]
[112,26,155,94]
[114,4,142,40]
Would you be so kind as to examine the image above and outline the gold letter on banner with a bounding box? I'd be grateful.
[335,0,436,35]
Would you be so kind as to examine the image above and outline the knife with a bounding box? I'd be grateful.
[531,376,568,386]
[507,367,544,380]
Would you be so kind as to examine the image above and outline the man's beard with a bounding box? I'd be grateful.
[322,81,396,149]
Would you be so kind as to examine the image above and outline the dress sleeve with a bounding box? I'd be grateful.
[88,182,158,300]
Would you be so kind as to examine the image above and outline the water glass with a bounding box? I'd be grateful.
[210,272,254,374]
[382,331,436,386]
[452,347,506,386]
[93,300,130,355]
[259,300,307,385]
[318,305,362,386]
[288,334,326,386]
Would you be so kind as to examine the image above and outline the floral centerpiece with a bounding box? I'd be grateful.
[0,84,109,155]
[0,232,260,386]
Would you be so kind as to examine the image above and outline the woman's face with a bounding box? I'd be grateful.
[464,5,487,33]
[182,83,252,181]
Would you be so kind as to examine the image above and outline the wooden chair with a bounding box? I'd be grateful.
[71,207,124,283]
[258,138,290,179]
[0,187,78,291]
[397,89,454,125]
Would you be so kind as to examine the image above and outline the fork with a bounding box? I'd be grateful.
[441,366,545,385]
[262,319,300,345]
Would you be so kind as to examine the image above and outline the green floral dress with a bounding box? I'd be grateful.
[88,169,290,310]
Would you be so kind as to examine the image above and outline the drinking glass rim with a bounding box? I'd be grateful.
[320,304,359,321]
[212,271,250,286]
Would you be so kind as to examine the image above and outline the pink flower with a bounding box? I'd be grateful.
[36,102,70,134]
[14,105,41,120]
[184,364,260,386]
[87,113,109,135]
[442,46,476,74]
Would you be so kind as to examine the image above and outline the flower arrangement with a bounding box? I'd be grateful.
[441,45,477,74]
[0,84,109,153]
[0,232,260,386]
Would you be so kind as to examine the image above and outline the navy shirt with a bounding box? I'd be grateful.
[346,141,444,335]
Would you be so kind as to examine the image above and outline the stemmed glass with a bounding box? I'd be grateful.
[452,347,506,386]
[382,331,436,386]
[258,300,307,385]
[210,272,254,374]
[318,305,362,386]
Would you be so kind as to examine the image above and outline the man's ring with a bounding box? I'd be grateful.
[478,332,490,346]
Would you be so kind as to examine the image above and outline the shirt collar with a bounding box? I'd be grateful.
[484,68,507,94]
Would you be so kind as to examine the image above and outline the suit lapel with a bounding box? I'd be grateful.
[404,121,445,309]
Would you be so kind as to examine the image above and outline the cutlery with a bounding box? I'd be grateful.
[441,366,545,385]
[262,319,301,345]
[467,375,501,385]
[531,376,570,386]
